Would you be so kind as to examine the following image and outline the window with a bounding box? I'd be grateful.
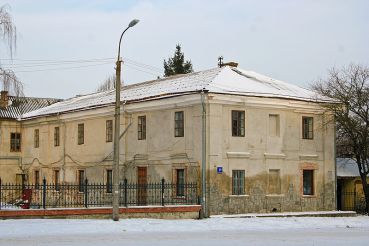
[232,170,245,195]
[175,111,184,137]
[302,117,313,139]
[303,170,314,195]
[269,114,280,137]
[176,169,185,197]
[78,170,85,192]
[78,123,84,145]
[268,169,281,194]
[34,129,39,148]
[232,111,245,137]
[138,116,146,140]
[54,127,60,147]
[10,133,21,152]
[54,170,60,191]
[34,170,40,189]
[106,169,112,193]
[106,120,113,142]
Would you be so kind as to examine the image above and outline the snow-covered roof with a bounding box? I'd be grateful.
[336,158,367,177]
[21,66,330,119]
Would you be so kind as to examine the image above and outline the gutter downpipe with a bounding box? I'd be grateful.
[200,89,208,218]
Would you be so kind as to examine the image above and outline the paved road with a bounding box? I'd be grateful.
[1,227,369,246]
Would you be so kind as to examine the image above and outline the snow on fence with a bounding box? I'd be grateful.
[0,178,199,210]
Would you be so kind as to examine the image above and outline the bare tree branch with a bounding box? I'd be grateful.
[312,64,369,214]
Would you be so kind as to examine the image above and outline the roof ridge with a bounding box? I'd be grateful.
[8,95,62,101]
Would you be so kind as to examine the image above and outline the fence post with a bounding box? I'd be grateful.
[0,178,2,210]
[124,179,128,207]
[42,177,46,209]
[84,179,88,208]
[161,178,165,206]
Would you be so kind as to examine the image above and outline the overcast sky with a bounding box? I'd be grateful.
[1,0,368,99]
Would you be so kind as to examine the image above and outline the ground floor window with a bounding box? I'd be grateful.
[176,169,185,197]
[106,169,112,193]
[78,170,85,192]
[303,170,314,195]
[54,169,60,191]
[268,169,281,194]
[34,170,40,189]
[232,170,245,195]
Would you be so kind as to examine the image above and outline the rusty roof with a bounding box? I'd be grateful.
[0,96,62,119]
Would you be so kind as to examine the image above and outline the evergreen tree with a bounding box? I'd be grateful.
[163,44,193,77]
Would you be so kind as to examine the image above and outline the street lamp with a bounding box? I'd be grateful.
[113,19,139,221]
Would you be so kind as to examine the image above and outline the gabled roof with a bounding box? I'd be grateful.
[21,66,330,119]
[0,96,62,119]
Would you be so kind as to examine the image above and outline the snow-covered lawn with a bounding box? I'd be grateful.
[1,216,369,245]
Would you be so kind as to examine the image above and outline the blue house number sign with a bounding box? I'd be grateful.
[217,167,223,174]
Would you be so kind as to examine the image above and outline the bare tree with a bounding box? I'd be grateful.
[312,64,369,214]
[0,4,23,97]
[96,75,118,93]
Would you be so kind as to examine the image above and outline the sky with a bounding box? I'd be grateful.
[0,0,368,99]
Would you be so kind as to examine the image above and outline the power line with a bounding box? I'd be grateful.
[13,61,112,73]
[0,56,163,76]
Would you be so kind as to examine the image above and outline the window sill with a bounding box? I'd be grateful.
[266,194,285,197]
[302,195,316,198]
[173,196,186,200]
[229,194,249,197]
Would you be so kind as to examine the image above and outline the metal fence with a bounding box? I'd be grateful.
[340,191,366,214]
[0,178,198,210]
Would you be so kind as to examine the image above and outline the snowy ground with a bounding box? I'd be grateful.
[1,216,369,246]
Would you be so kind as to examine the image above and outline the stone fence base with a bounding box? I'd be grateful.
[0,205,201,219]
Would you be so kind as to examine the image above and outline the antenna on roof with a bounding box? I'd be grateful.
[218,56,223,68]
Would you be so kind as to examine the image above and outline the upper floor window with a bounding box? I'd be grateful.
[175,111,184,137]
[54,127,60,147]
[10,132,21,152]
[34,129,39,148]
[106,120,113,142]
[78,123,84,145]
[302,117,313,139]
[232,110,245,137]
[269,114,280,137]
[138,116,146,140]
[232,170,245,195]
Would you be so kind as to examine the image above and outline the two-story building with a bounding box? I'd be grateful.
[1,64,336,215]
[0,91,61,184]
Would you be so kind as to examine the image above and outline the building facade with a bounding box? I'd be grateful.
[0,65,336,214]
[0,91,61,184]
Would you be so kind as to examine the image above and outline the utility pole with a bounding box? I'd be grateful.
[112,19,139,221]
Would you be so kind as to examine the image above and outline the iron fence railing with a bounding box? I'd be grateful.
[340,191,366,214]
[0,178,198,210]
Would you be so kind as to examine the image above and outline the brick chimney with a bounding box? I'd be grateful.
[0,91,9,109]
[220,61,238,68]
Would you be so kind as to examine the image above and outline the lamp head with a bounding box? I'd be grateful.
[128,19,139,28]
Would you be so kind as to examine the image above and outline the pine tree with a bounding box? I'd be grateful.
[163,44,193,77]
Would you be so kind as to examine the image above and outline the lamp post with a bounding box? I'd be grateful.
[113,19,139,221]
